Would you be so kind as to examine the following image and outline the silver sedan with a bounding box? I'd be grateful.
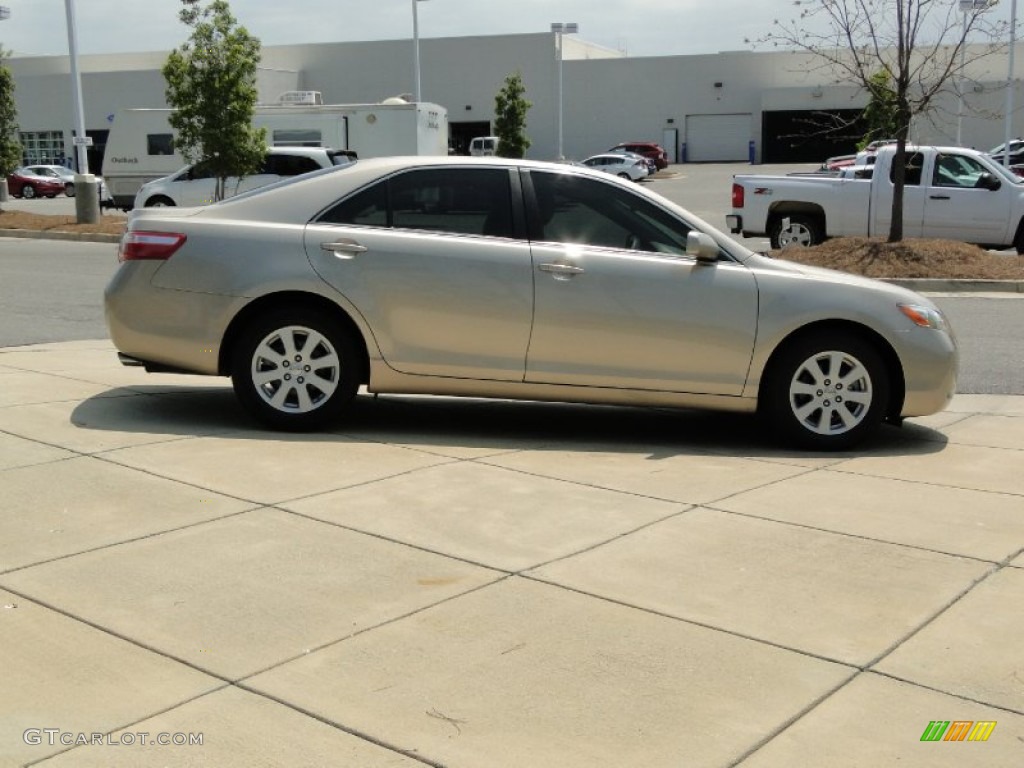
[105,157,957,449]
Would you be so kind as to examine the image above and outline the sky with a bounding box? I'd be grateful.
[3,1,1018,61]
[0,0,815,59]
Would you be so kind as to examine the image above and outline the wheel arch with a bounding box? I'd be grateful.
[218,291,371,384]
[757,319,906,422]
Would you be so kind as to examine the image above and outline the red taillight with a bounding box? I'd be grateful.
[118,231,187,262]
[732,182,745,209]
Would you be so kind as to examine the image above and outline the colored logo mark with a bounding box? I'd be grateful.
[920,720,996,742]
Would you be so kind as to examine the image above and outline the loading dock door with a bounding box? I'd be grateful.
[685,114,751,162]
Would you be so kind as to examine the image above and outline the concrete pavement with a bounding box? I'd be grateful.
[1,339,1022,767]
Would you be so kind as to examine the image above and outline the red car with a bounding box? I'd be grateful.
[7,168,66,199]
[609,142,670,170]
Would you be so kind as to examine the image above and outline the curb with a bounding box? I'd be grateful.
[882,278,1024,294]
[0,229,121,244]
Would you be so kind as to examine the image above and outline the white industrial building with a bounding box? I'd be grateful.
[7,31,1024,171]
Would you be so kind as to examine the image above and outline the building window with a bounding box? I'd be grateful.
[20,130,67,166]
[147,134,175,155]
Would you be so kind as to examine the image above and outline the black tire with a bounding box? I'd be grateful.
[763,332,889,450]
[230,308,361,431]
[769,214,822,250]
[22,184,36,199]
[144,196,176,207]
[65,183,75,197]
[1014,220,1024,255]
[617,172,631,179]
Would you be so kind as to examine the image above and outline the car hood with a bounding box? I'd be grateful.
[744,251,941,308]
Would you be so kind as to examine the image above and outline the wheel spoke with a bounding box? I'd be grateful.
[836,404,860,430]
[253,368,283,387]
[269,381,297,410]
[791,381,820,397]
[294,383,315,412]
[842,390,872,406]
[793,400,821,424]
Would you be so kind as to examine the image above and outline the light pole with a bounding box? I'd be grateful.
[957,0,994,146]
[412,0,429,103]
[1003,0,1018,165]
[551,22,578,161]
[51,0,98,222]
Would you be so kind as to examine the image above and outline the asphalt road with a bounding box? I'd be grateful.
[0,163,1021,394]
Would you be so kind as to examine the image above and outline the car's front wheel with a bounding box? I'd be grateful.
[231,309,361,431]
[144,196,176,207]
[65,183,75,197]
[22,184,36,199]
[764,332,889,450]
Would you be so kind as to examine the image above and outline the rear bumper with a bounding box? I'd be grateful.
[726,214,742,234]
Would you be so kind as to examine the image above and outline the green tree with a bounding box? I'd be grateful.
[0,47,22,209]
[493,72,531,159]
[162,0,266,201]
[857,70,898,151]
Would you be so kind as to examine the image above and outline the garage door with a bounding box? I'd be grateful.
[685,114,752,162]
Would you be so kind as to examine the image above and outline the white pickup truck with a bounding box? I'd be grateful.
[727,145,1024,253]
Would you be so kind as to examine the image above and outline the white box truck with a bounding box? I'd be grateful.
[102,98,448,209]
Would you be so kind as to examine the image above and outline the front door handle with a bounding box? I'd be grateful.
[539,262,585,279]
[929,194,951,200]
[321,239,368,259]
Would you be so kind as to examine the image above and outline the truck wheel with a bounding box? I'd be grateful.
[230,308,361,431]
[769,214,821,249]
[763,332,889,450]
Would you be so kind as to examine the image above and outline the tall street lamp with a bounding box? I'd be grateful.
[1003,0,1018,165]
[551,22,578,161]
[957,0,995,146]
[412,0,429,103]
[49,0,98,222]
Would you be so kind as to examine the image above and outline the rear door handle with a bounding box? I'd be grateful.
[539,262,584,278]
[929,195,951,200]
[320,239,368,259]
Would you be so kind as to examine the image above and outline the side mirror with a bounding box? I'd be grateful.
[687,231,720,264]
[977,172,1001,191]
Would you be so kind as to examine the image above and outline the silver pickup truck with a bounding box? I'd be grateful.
[727,145,1024,252]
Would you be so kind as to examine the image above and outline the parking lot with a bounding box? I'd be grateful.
[1,162,1022,767]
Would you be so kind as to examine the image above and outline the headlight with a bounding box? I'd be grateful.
[898,304,948,331]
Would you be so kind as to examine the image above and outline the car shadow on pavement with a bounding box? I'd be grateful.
[69,385,950,460]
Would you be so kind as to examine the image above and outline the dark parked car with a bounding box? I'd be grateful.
[609,142,669,170]
[6,169,66,199]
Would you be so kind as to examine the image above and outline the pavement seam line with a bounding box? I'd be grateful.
[700,503,1006,566]
[0,507,262,577]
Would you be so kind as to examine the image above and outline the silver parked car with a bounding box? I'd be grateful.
[105,157,957,449]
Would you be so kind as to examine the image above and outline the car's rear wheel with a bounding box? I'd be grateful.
[231,309,361,431]
[764,332,889,450]
[617,172,631,179]
[769,214,822,249]
[22,184,36,199]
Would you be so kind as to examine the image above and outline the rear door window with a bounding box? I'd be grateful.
[319,167,515,238]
